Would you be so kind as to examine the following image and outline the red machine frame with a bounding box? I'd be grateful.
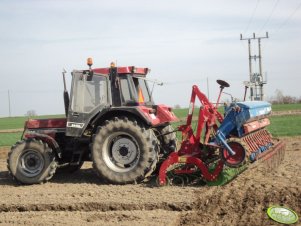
[158,84,227,185]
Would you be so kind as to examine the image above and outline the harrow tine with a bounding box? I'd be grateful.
[258,140,286,170]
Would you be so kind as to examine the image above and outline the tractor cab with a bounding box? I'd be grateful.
[93,62,153,107]
[65,60,167,137]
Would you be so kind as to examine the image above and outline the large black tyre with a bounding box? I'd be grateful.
[7,139,57,184]
[156,124,177,156]
[92,117,158,184]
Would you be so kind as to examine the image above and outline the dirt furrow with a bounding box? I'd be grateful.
[178,140,301,226]
[0,201,194,213]
[0,138,300,225]
[0,210,182,226]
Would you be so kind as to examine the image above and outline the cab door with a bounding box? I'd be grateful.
[66,70,110,137]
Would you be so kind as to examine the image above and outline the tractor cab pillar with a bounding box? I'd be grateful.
[109,65,122,106]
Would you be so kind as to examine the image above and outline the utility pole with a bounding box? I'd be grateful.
[240,32,269,101]
[8,90,11,117]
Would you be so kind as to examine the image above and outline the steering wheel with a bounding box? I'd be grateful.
[216,79,230,88]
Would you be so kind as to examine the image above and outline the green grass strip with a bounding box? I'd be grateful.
[0,132,23,146]
[269,115,301,137]
[0,115,65,130]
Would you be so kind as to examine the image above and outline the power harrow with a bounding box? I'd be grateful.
[158,80,286,186]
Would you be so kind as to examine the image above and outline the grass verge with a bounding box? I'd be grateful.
[0,132,23,146]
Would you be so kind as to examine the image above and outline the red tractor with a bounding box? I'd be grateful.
[7,59,178,184]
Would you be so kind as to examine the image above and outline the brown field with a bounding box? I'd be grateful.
[0,137,300,226]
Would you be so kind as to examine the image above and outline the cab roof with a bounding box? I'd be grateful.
[92,66,149,76]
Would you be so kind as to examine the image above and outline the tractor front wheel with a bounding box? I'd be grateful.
[92,117,158,184]
[7,139,57,184]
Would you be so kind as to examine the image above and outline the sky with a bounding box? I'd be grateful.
[0,0,300,117]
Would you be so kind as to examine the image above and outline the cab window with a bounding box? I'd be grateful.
[71,73,108,113]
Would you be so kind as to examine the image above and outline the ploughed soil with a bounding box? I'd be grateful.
[0,137,300,226]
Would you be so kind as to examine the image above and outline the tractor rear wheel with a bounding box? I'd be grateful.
[7,139,57,184]
[92,117,158,184]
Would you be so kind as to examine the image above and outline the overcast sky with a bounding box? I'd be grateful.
[0,0,300,117]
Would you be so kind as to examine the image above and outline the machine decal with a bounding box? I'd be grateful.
[66,122,85,128]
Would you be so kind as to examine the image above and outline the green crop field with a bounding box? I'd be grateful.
[171,105,301,139]
[0,104,300,147]
[172,103,301,119]
[171,115,301,141]
[269,115,301,137]
[271,103,301,112]
[0,132,23,147]
[0,115,64,147]
[0,115,65,130]
[0,104,299,131]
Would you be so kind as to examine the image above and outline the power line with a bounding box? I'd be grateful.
[244,0,261,34]
[260,1,301,53]
[258,0,279,33]
[272,1,301,34]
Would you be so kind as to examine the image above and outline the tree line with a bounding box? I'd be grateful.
[269,89,301,104]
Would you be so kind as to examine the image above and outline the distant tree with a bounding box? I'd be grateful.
[25,110,37,117]
[283,96,296,104]
[275,89,284,104]
[269,90,299,104]
[174,104,181,109]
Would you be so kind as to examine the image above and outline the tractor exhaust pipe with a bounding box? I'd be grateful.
[62,69,69,117]
[243,85,248,101]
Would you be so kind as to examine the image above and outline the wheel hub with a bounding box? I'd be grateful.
[19,150,45,177]
[27,157,37,167]
[222,142,246,167]
[111,137,138,165]
[119,146,129,156]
